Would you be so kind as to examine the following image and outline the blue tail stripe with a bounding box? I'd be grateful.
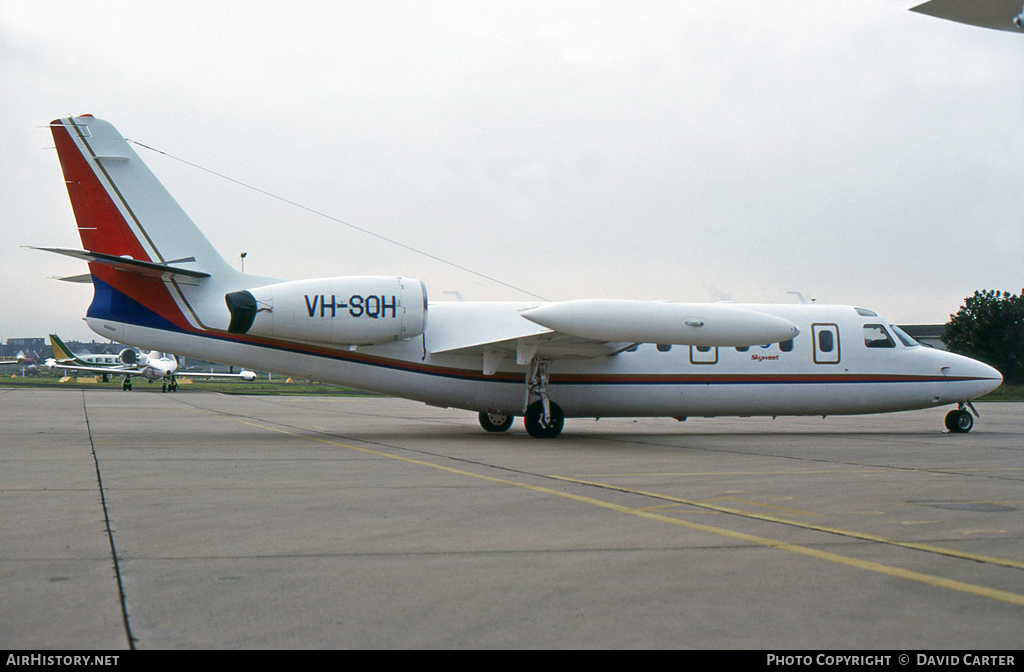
[87,275,184,333]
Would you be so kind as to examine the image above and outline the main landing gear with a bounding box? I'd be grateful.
[524,399,564,439]
[478,412,514,433]
[478,404,566,438]
[477,357,566,438]
[121,375,133,392]
[944,402,977,433]
[523,357,564,439]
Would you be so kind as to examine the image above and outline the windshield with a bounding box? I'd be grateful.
[889,324,920,348]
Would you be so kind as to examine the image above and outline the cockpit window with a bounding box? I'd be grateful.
[889,324,920,348]
[863,324,895,349]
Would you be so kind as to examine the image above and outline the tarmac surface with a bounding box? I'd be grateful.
[1,387,1022,649]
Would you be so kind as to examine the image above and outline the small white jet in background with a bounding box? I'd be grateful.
[1,350,40,376]
[1,351,37,366]
[46,333,256,391]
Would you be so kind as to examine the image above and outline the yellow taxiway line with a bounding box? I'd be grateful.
[223,416,1024,608]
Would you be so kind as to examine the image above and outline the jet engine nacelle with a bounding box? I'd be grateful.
[119,348,138,365]
[225,276,428,346]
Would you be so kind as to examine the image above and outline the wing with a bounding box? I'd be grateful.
[175,370,257,381]
[426,301,626,358]
[46,362,136,376]
[426,300,799,375]
[910,0,1024,32]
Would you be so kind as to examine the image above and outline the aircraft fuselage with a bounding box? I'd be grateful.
[85,301,999,420]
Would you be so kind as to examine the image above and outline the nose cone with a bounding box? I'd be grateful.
[946,352,1003,398]
[974,360,1003,396]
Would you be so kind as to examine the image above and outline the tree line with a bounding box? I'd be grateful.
[943,290,1024,385]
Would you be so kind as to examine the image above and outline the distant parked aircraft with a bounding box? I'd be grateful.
[46,333,255,391]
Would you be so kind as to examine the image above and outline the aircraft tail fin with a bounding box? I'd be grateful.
[48,334,76,361]
[45,116,256,339]
[49,116,236,279]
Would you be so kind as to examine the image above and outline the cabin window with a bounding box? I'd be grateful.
[689,345,718,364]
[779,339,793,352]
[863,324,895,349]
[817,330,834,353]
[735,346,749,352]
[656,344,672,352]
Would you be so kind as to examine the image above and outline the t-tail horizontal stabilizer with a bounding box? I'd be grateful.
[27,247,210,280]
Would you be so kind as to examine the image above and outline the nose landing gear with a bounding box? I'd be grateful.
[944,402,977,433]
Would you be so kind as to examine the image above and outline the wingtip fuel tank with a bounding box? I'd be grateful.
[520,299,799,347]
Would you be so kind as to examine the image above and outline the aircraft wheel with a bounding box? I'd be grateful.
[479,412,514,433]
[161,383,167,393]
[524,400,564,439]
[945,409,973,433]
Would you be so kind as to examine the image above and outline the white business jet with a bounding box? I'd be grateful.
[33,116,1000,436]
[45,332,256,391]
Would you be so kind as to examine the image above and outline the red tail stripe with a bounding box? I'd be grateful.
[51,119,189,329]
[50,119,151,262]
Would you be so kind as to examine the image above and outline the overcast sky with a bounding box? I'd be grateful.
[2,1,1022,344]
